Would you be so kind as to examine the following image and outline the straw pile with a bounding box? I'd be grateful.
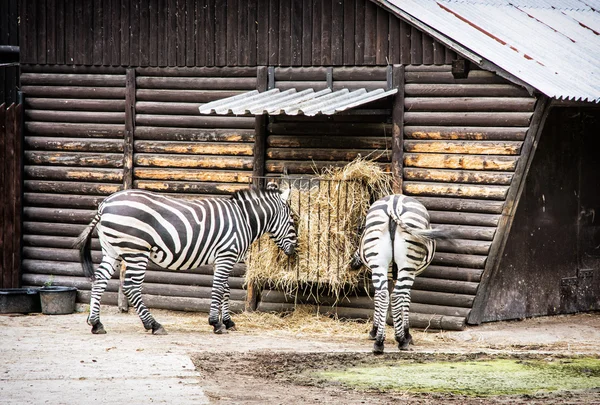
[245,157,393,299]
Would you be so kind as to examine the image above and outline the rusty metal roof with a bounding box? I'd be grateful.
[380,0,600,103]
[198,87,398,116]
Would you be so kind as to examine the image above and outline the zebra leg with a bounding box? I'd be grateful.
[221,281,236,331]
[122,254,167,335]
[371,265,390,354]
[208,260,234,334]
[392,268,416,351]
[88,255,121,334]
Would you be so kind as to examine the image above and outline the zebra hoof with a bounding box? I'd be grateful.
[91,322,106,334]
[396,334,413,351]
[224,319,237,331]
[368,327,377,340]
[213,323,228,334]
[372,342,385,355]
[152,324,168,335]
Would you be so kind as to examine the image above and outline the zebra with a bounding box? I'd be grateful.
[73,185,297,335]
[351,194,457,354]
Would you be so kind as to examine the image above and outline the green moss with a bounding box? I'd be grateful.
[315,358,600,396]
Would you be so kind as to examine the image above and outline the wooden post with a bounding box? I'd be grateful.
[468,95,551,324]
[12,103,23,289]
[0,104,6,288]
[391,64,405,194]
[246,66,269,312]
[118,68,136,312]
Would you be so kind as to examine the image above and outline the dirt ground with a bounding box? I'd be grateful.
[1,306,599,405]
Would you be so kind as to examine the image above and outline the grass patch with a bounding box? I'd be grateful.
[315,357,600,396]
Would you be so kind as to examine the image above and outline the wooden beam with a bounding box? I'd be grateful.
[468,95,552,325]
[391,65,404,193]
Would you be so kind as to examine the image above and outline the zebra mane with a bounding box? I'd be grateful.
[231,186,277,202]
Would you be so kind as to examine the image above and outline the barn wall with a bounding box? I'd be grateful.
[19,0,456,68]
[19,65,254,312]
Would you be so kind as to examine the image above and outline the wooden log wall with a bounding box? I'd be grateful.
[19,0,456,68]
[266,66,393,175]
[0,103,24,288]
[0,0,20,105]
[19,66,254,312]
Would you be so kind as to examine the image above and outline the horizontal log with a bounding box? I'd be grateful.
[23,235,101,250]
[135,154,253,169]
[404,126,527,141]
[420,265,483,283]
[134,168,252,183]
[24,192,104,209]
[24,180,122,195]
[404,168,513,185]
[134,141,253,156]
[137,67,257,77]
[405,65,451,72]
[25,151,123,167]
[20,73,126,86]
[136,101,201,115]
[404,153,519,171]
[24,207,96,224]
[135,127,255,142]
[25,98,126,112]
[404,84,530,97]
[23,258,247,283]
[404,97,535,112]
[273,66,387,81]
[25,166,123,182]
[25,137,124,153]
[273,114,388,123]
[136,76,257,90]
[404,181,509,200]
[25,122,125,138]
[431,224,496,241]
[414,277,479,295]
[411,289,474,308]
[266,160,391,175]
[266,148,390,161]
[136,114,255,129]
[432,252,487,269]
[76,290,117,305]
[134,180,248,194]
[135,89,242,103]
[268,122,391,136]
[428,211,500,227]
[404,112,532,127]
[404,140,522,155]
[267,135,391,149]
[435,239,491,256]
[21,86,126,99]
[405,70,507,84]
[140,295,246,314]
[416,196,505,214]
[25,110,125,124]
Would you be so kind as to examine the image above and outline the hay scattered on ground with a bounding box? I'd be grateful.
[245,157,393,300]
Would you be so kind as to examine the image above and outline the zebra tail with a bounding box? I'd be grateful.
[72,214,100,280]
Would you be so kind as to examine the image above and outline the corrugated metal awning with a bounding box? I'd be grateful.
[198,87,398,116]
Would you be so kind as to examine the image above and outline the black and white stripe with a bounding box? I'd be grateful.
[74,186,297,335]
[352,194,454,354]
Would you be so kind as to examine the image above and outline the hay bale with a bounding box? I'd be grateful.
[246,157,392,299]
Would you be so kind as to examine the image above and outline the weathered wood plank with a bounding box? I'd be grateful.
[25,110,125,124]
[25,98,126,112]
[21,86,126,99]
[25,166,124,182]
[134,180,248,194]
[25,137,124,153]
[20,73,126,86]
[405,70,508,84]
[134,168,252,183]
[404,126,527,141]
[135,101,201,115]
[404,153,519,171]
[404,181,509,200]
[429,210,500,227]
[25,122,124,138]
[134,154,253,169]
[23,180,122,195]
[267,135,391,149]
[266,148,390,161]
[405,83,531,97]
[404,140,522,155]
[24,207,96,224]
[25,151,124,167]
[404,168,513,185]
[266,160,391,174]
[134,127,254,142]
[136,76,256,90]
[24,193,105,209]
[421,265,483,282]
[416,196,505,214]
[404,112,532,127]
[134,141,253,156]
[405,97,536,112]
[135,89,241,103]
[435,239,491,255]
[135,114,255,129]
[431,224,496,241]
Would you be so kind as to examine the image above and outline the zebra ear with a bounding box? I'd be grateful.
[280,187,291,202]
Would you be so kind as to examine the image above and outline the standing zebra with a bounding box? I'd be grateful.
[73,185,297,335]
[351,194,455,354]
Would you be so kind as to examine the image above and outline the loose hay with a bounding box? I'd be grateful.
[246,157,393,301]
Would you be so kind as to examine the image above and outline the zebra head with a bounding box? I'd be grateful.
[266,186,298,256]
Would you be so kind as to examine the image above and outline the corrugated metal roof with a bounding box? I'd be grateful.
[198,87,398,116]
[381,0,600,103]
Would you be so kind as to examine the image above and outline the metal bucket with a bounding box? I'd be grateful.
[39,287,77,315]
[0,288,42,314]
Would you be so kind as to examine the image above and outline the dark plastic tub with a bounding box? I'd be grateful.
[0,288,42,314]
[39,286,77,315]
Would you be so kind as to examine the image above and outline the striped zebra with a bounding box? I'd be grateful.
[73,185,297,335]
[351,194,456,354]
